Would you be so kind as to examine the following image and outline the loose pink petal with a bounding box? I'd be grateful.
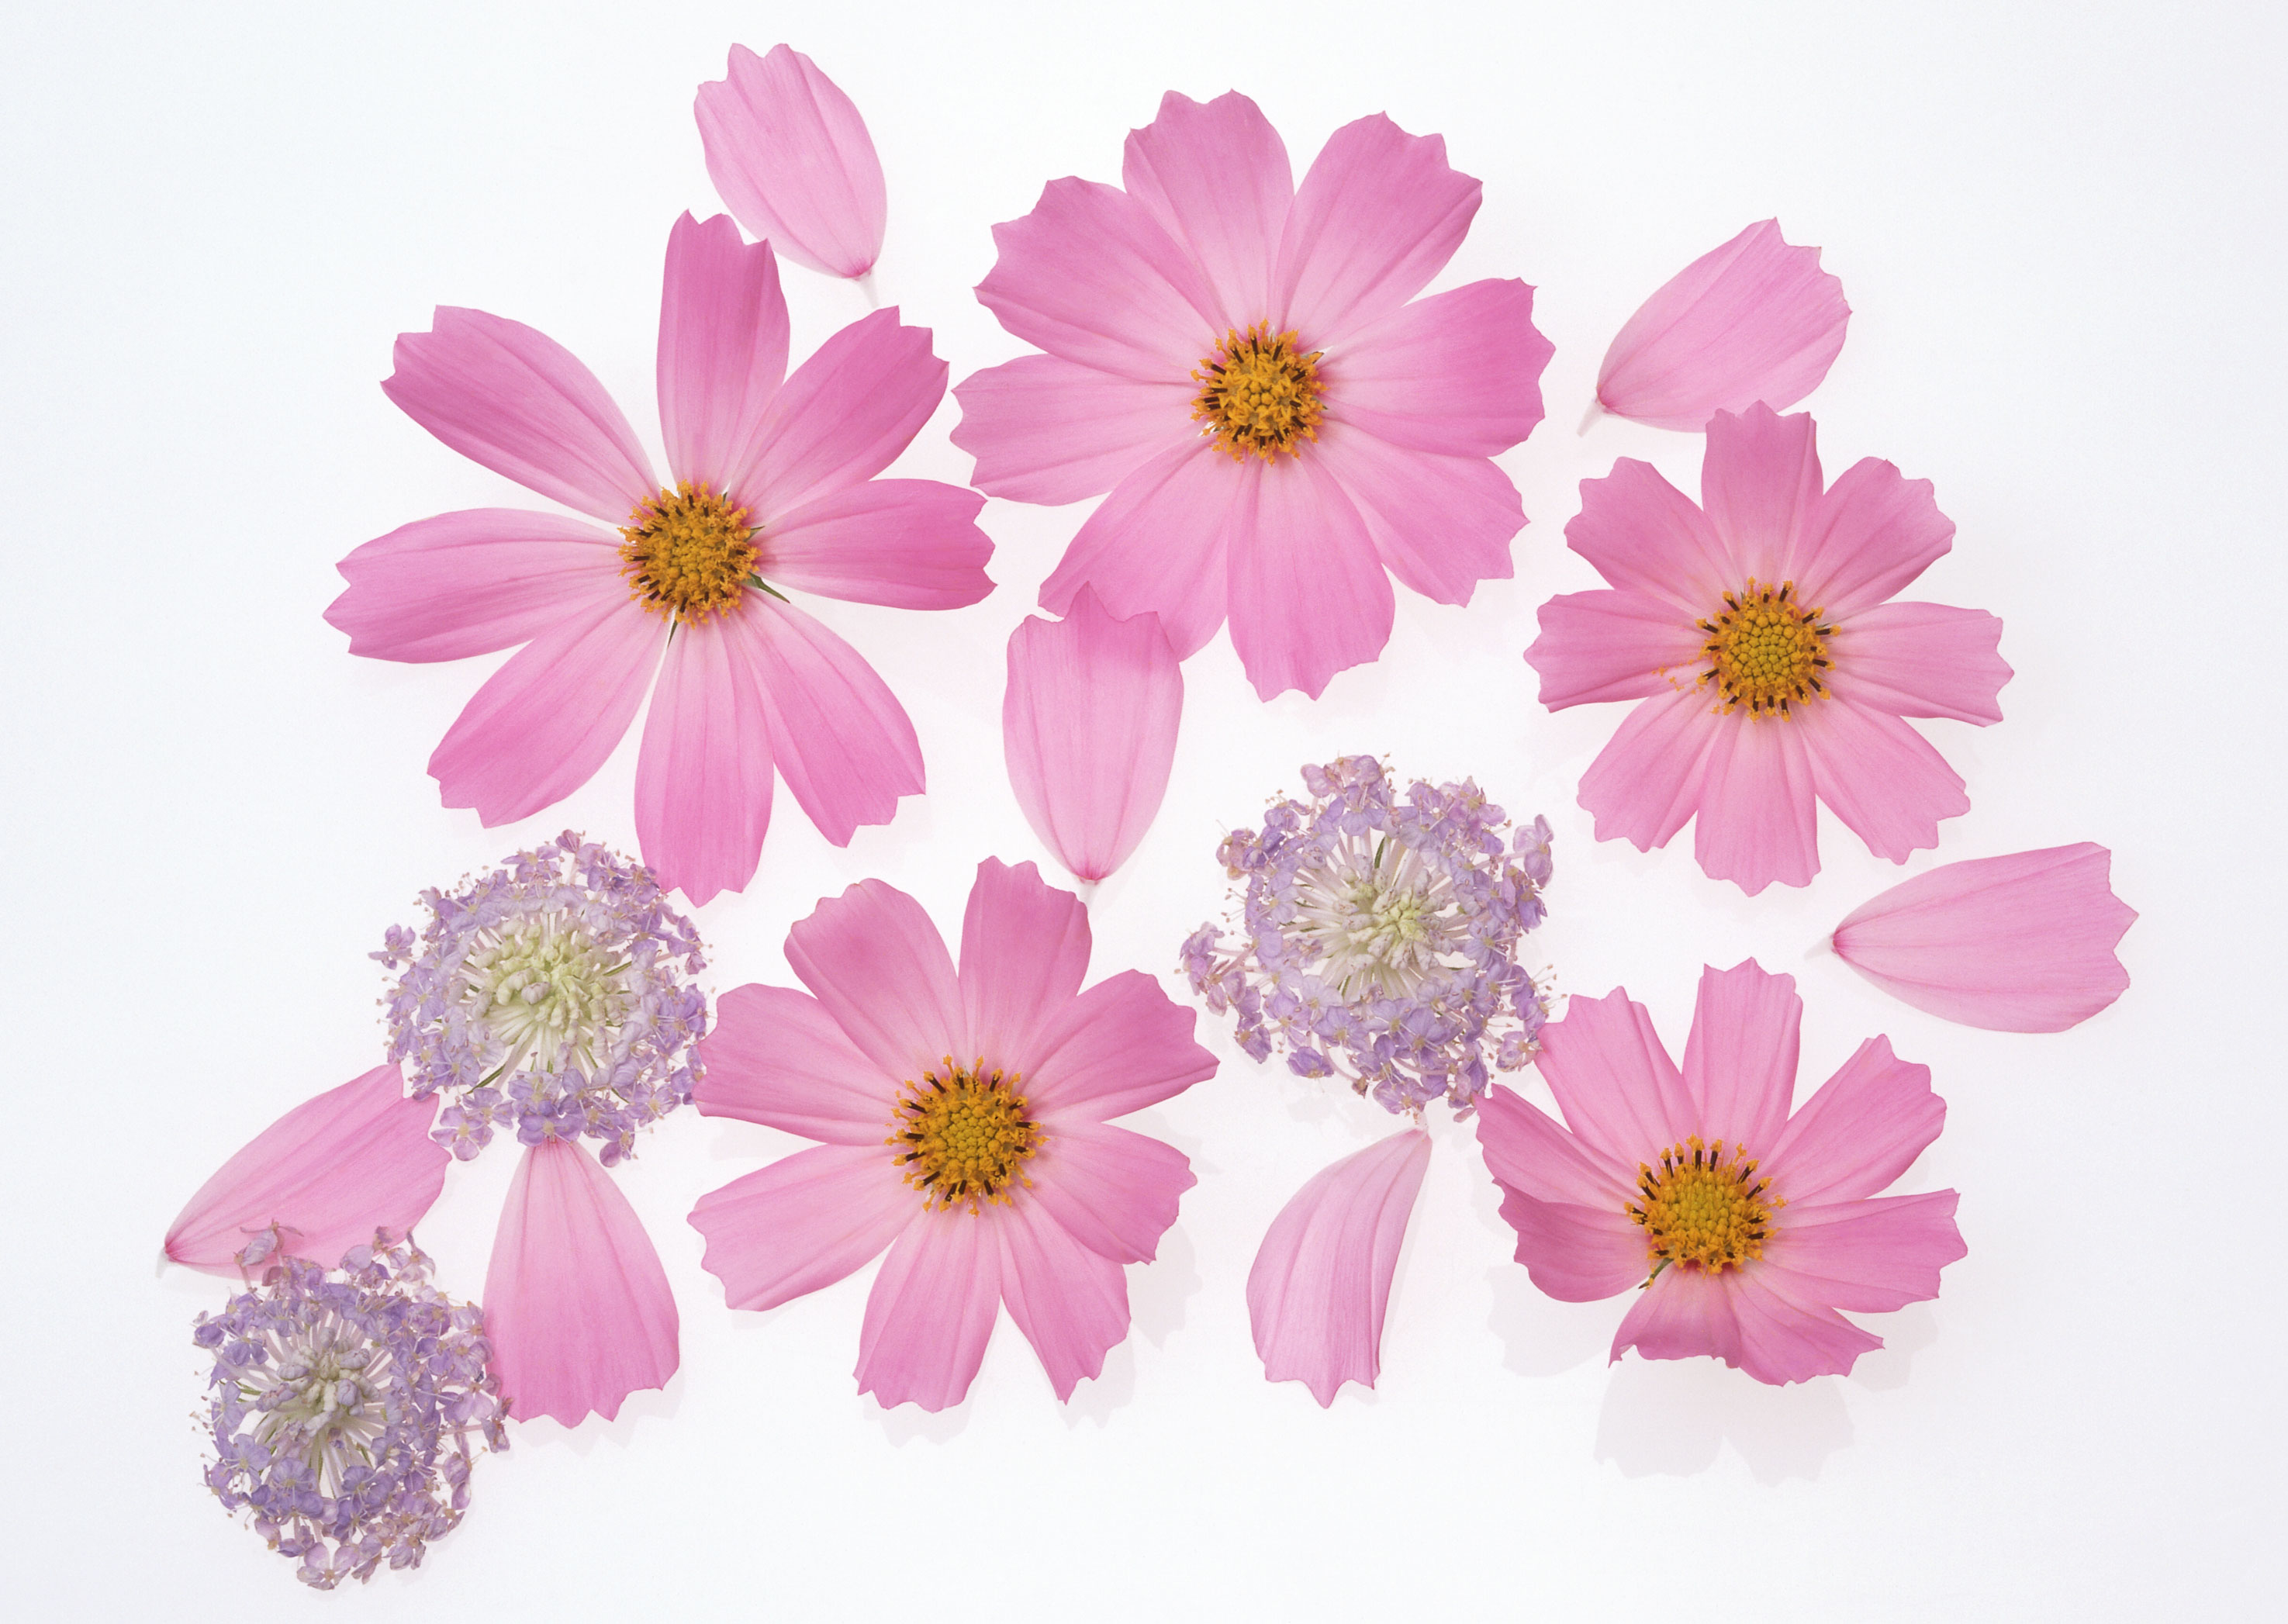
[1474,1083,1636,1209]
[855,1209,1003,1411]
[326,510,625,663]
[1681,960,1802,1153]
[1701,403,1822,588]
[997,1197,1132,1401]
[758,479,993,610]
[696,44,887,279]
[1597,219,1849,432]
[1722,1271,1884,1384]
[1827,601,2010,724]
[1761,1191,1965,1313]
[1246,1127,1432,1405]
[688,1144,914,1311]
[1003,587,1184,883]
[1575,687,1719,855]
[1039,437,1234,658]
[1690,710,1821,895]
[1536,987,1695,1168]
[484,1139,679,1425]
[959,857,1094,1069]
[1524,590,1706,709]
[1564,457,1738,620]
[1791,454,1954,620]
[427,592,665,828]
[784,876,967,1081]
[734,593,922,846]
[1022,1118,1194,1266]
[950,354,1194,506]
[1225,454,1395,700]
[978,177,1222,382]
[657,212,789,489]
[1315,427,1522,607]
[1272,115,1478,342]
[1122,90,1292,333]
[1766,1035,1944,1205]
[1797,698,1968,864]
[1331,279,1551,457]
[1020,969,1218,1121]
[729,309,946,522]
[1494,1186,1650,1302]
[696,983,895,1145]
[633,614,773,907]
[1831,843,2134,1032]
[383,307,656,523]
[164,1065,444,1277]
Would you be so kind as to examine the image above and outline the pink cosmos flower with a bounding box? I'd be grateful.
[687,859,1217,1410]
[953,91,1553,700]
[1477,960,1965,1384]
[327,212,992,904]
[1832,843,2136,1031]
[1526,403,2010,893]
[697,44,887,281]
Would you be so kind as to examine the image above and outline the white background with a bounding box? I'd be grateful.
[4,1,2280,1617]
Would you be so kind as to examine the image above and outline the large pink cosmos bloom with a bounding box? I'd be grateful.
[954,90,1553,701]
[1477,961,1965,1384]
[1526,403,2010,893]
[327,212,992,904]
[687,859,1217,1410]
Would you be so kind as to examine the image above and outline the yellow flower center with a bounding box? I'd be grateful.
[619,481,759,623]
[1192,323,1325,461]
[887,1057,1042,1214]
[1626,1136,1783,1279]
[1696,579,1834,718]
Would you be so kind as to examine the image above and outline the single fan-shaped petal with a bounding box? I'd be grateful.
[997,1197,1132,1401]
[1681,960,1802,1153]
[688,1144,914,1311]
[1316,427,1522,607]
[1020,969,1218,1121]
[730,309,947,523]
[696,43,886,279]
[1702,403,1822,588]
[427,591,665,827]
[855,1208,1003,1411]
[1831,844,2134,1031]
[658,212,789,490]
[1827,601,2010,725]
[1474,1083,1636,1208]
[1225,453,1395,700]
[633,613,774,907]
[326,510,625,663]
[1565,456,1738,619]
[384,307,656,523]
[1494,1185,1650,1303]
[696,983,894,1144]
[734,593,923,846]
[1039,437,1235,658]
[164,1066,444,1277]
[1330,278,1550,457]
[1723,1271,1884,1384]
[1597,219,1849,432]
[1608,1259,1743,1370]
[950,354,1194,506]
[1761,1192,1965,1314]
[784,876,966,1081]
[484,1139,679,1425]
[758,479,993,610]
[1690,710,1821,895]
[1272,115,1478,342]
[1576,686,1719,855]
[1247,1128,1432,1405]
[1122,90,1292,333]
[959,857,1093,1072]
[1796,698,1968,863]
[1790,454,1954,620]
[1766,1035,1944,1205]
[1536,987,1695,1167]
[1003,588,1184,882]
[1022,1118,1194,1266]
[1525,590,1706,710]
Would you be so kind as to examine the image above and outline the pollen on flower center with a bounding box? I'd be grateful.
[1626,1137,1783,1278]
[1697,579,1833,718]
[620,480,759,622]
[1192,323,1325,461]
[888,1056,1041,1213]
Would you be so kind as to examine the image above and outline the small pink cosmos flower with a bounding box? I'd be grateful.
[327,212,992,904]
[688,859,1217,1411]
[954,90,1553,700]
[1526,403,2010,894]
[1477,960,1966,1385]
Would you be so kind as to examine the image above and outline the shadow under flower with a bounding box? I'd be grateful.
[1593,1356,1854,1483]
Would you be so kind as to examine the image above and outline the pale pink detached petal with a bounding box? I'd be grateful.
[326,510,625,663]
[1247,1127,1432,1405]
[1003,588,1183,883]
[696,983,894,1145]
[1831,844,2134,1031]
[959,859,1092,1070]
[951,354,1194,506]
[697,44,887,280]
[784,876,967,1081]
[632,613,773,907]
[997,1197,1131,1401]
[1224,454,1395,700]
[165,1065,444,1277]
[1272,115,1479,343]
[758,479,992,610]
[689,1144,914,1311]
[383,307,656,523]
[1020,970,1218,1122]
[856,1208,1003,1411]
[734,593,923,846]
[1597,219,1849,432]
[657,212,789,489]
[484,1139,679,1426]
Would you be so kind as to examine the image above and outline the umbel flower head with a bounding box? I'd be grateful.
[375,833,707,1167]
[195,1233,504,1590]
[1182,755,1554,1115]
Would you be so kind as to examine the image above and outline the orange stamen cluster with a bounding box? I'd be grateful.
[1626,1136,1782,1280]
[1697,579,1833,717]
[1191,323,1325,460]
[888,1056,1041,1214]
[619,480,758,623]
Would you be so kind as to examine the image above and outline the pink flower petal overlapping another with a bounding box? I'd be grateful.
[1526,403,2011,894]
[955,90,1554,700]
[688,859,1218,1410]
[327,212,992,904]
[1478,960,1965,1384]
[697,43,887,281]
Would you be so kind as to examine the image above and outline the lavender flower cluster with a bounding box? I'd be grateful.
[195,1234,505,1590]
[374,832,707,1166]
[1181,756,1554,1115]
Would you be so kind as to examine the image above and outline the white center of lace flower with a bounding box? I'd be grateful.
[1289,835,1466,998]
[454,911,631,1078]
[238,1316,397,1497]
